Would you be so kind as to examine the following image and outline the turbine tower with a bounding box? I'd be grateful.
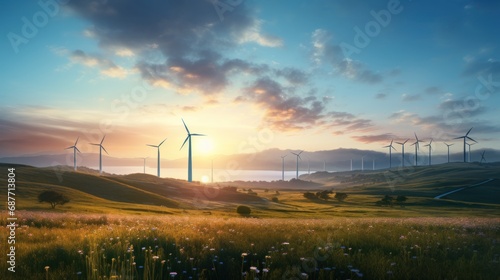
[90,135,108,175]
[291,151,303,179]
[180,119,205,182]
[372,159,375,170]
[466,142,476,162]
[395,139,409,167]
[383,139,397,168]
[444,143,453,163]
[454,127,476,163]
[480,151,486,163]
[66,137,81,171]
[361,156,365,171]
[142,157,148,174]
[147,138,167,177]
[281,155,287,181]
[410,133,423,166]
[350,159,353,171]
[424,139,433,166]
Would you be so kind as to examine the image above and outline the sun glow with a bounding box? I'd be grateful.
[201,175,210,184]
[197,138,215,154]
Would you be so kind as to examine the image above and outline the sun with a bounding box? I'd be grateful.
[197,138,215,154]
[201,175,210,184]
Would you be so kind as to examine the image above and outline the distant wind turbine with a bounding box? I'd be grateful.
[466,142,476,162]
[424,139,433,166]
[410,133,423,166]
[396,139,409,167]
[307,158,311,174]
[147,138,167,177]
[361,156,365,171]
[350,159,353,171]
[180,119,205,182]
[383,139,397,168]
[66,137,81,171]
[480,151,486,163]
[372,159,375,170]
[444,143,454,163]
[454,127,476,163]
[90,135,108,175]
[281,155,287,181]
[291,151,303,179]
[142,157,148,174]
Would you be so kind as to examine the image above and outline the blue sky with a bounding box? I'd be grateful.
[1,0,499,160]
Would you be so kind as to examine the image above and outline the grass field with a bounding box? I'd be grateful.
[0,163,499,279]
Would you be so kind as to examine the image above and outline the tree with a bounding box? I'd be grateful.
[236,205,251,215]
[396,195,408,207]
[334,192,348,201]
[38,191,69,209]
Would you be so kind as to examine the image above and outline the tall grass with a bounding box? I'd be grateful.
[1,211,499,279]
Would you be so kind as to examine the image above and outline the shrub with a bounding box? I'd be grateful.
[335,192,348,201]
[271,197,279,203]
[303,192,316,200]
[38,190,69,209]
[236,205,251,215]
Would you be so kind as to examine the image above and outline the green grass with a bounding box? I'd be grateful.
[0,212,498,279]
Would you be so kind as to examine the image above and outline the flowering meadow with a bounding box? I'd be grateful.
[1,211,499,279]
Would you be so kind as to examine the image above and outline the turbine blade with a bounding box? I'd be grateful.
[180,136,190,150]
[66,146,74,150]
[465,127,473,136]
[414,132,418,141]
[298,151,303,155]
[90,143,100,146]
[75,147,81,153]
[403,139,409,144]
[146,144,158,148]
[391,146,397,151]
[102,146,109,155]
[191,133,206,137]
[181,118,190,134]
[453,136,464,139]
[100,135,106,145]
[75,137,79,146]
[467,137,477,143]
[159,138,167,147]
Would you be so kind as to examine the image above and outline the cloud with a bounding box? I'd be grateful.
[311,29,382,84]
[375,93,387,100]
[274,67,309,85]
[326,111,374,135]
[352,133,397,144]
[438,97,487,119]
[237,20,283,47]
[425,86,442,95]
[401,93,421,102]
[240,77,327,131]
[462,58,500,77]
[70,50,128,78]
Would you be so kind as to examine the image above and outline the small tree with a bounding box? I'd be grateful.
[236,205,251,215]
[271,197,279,203]
[335,192,348,201]
[396,195,407,207]
[38,191,69,209]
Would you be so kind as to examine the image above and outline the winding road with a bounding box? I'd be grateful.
[434,178,495,199]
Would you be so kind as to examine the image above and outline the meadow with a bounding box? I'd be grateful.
[1,211,499,280]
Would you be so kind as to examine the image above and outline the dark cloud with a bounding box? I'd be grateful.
[401,93,421,102]
[274,67,309,85]
[327,111,374,135]
[241,77,327,131]
[425,86,442,95]
[311,29,382,84]
[463,59,500,77]
[375,93,387,99]
[438,98,487,119]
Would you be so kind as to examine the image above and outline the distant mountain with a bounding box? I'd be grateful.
[1,148,500,172]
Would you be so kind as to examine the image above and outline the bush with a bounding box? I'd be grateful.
[236,205,251,215]
[271,197,279,203]
[303,192,316,200]
[38,190,69,209]
[377,195,394,207]
[335,192,348,201]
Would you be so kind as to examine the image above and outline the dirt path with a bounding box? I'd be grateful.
[434,178,495,199]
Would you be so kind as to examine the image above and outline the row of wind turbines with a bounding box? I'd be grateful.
[66,119,204,182]
[383,127,487,168]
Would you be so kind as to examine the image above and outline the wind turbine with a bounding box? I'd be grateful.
[396,139,409,167]
[147,138,167,177]
[454,127,476,163]
[281,155,287,181]
[444,143,453,163]
[142,157,148,174]
[410,133,423,166]
[350,159,353,171]
[480,151,486,163]
[361,156,365,171]
[383,140,397,168]
[291,151,303,179]
[66,137,81,171]
[180,119,205,182]
[466,142,476,162]
[424,139,433,166]
[90,135,108,175]
[372,159,375,170]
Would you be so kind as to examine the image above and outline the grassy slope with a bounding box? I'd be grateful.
[1,163,499,217]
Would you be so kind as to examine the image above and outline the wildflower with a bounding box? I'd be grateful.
[170,272,178,278]
[44,266,50,271]
[282,242,290,245]
[241,253,248,257]
[250,266,257,271]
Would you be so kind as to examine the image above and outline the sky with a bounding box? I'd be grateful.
[1,0,500,162]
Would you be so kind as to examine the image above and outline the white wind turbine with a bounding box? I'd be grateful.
[142,157,148,174]
[410,133,423,166]
[444,143,454,163]
[424,139,433,166]
[291,151,303,179]
[180,118,205,182]
[466,142,476,162]
[66,137,81,171]
[395,139,409,167]
[147,138,167,177]
[383,139,397,168]
[281,155,287,181]
[454,127,476,163]
[90,135,108,175]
